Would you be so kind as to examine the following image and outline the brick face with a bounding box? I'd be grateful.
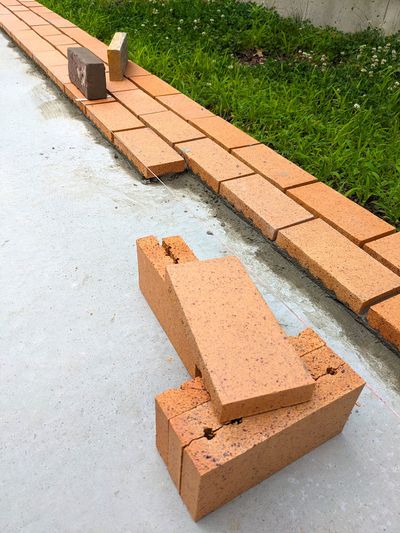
[220,174,314,240]
[232,144,318,190]
[288,181,395,246]
[276,218,400,313]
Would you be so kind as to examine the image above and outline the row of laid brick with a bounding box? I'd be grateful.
[1,0,399,351]
[157,329,365,520]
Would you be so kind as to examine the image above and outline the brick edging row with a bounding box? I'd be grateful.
[1,0,399,352]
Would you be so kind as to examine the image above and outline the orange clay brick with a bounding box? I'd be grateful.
[33,49,67,69]
[46,63,70,89]
[113,89,166,117]
[14,9,46,25]
[54,42,77,57]
[64,82,114,112]
[141,111,205,146]
[165,256,315,422]
[136,236,199,376]
[276,218,400,313]
[232,144,318,191]
[32,23,60,36]
[33,11,75,29]
[162,236,197,264]
[367,294,400,349]
[85,101,144,142]
[131,74,179,97]
[60,27,108,62]
[189,115,259,151]
[105,72,137,93]
[124,60,150,78]
[8,6,30,12]
[43,33,76,46]
[158,343,364,521]
[14,29,54,56]
[0,13,30,33]
[1,0,22,5]
[155,378,209,464]
[114,128,185,178]
[288,327,326,356]
[364,232,400,277]
[220,174,314,240]
[175,138,253,192]
[157,93,214,120]
[288,182,395,246]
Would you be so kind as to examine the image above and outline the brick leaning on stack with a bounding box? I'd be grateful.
[136,235,365,520]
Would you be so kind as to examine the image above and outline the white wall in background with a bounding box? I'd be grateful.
[248,0,400,34]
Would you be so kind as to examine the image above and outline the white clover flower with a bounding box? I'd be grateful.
[179,19,183,23]
[206,82,211,86]
[228,64,234,69]
[394,81,400,86]
[221,14,225,17]
[152,8,158,14]
[177,26,181,31]
[354,103,360,109]
[381,59,387,64]
[361,68,367,72]
[210,18,214,22]
[201,31,206,35]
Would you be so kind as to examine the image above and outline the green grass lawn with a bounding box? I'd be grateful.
[41,0,400,228]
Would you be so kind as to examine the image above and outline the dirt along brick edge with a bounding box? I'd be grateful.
[1,0,399,351]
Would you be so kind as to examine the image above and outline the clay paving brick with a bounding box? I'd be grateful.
[8,5,29,11]
[47,63,70,89]
[14,29,54,55]
[61,27,108,62]
[35,12,75,29]
[157,93,214,121]
[85,101,144,141]
[155,377,209,464]
[114,88,166,117]
[159,342,364,521]
[367,294,400,349]
[55,42,78,57]
[189,115,259,151]
[141,111,205,146]
[136,236,198,376]
[64,82,114,111]
[114,128,185,178]
[0,0,21,5]
[165,255,315,422]
[175,138,253,192]
[288,181,395,246]
[232,144,318,191]
[32,23,60,37]
[131,74,179,97]
[34,49,67,70]
[105,72,137,93]
[276,218,400,313]
[44,33,76,46]
[288,327,326,356]
[220,174,314,241]
[364,232,400,277]
[0,13,30,33]
[124,59,150,78]
[14,8,46,25]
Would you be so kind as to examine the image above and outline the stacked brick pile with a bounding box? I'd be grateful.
[137,235,365,520]
[1,0,399,351]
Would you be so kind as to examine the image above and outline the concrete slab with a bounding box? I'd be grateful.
[0,31,399,533]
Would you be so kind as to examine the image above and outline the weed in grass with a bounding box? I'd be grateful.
[40,0,400,228]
